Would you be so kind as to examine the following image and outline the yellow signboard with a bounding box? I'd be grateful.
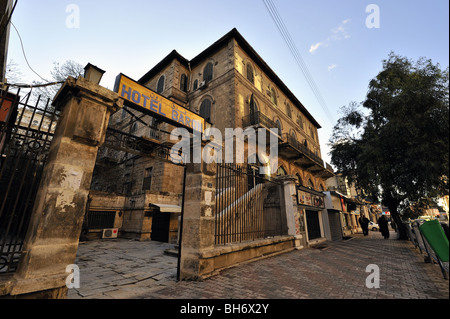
[114,74,206,132]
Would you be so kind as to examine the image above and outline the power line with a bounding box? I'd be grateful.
[10,21,49,83]
[262,0,335,126]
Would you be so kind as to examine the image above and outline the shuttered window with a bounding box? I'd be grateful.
[200,99,212,123]
[157,75,165,93]
[203,63,213,83]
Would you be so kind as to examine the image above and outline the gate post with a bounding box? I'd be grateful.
[277,175,304,249]
[9,76,122,298]
[179,159,216,281]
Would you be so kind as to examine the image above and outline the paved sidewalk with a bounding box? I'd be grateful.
[68,239,178,299]
[68,231,449,299]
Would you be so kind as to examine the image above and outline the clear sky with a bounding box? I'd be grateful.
[6,0,450,165]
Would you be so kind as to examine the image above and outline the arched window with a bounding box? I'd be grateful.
[289,129,297,142]
[275,119,282,136]
[203,62,213,83]
[277,166,287,176]
[247,63,254,84]
[193,79,198,91]
[270,87,277,106]
[309,126,315,141]
[180,74,187,92]
[286,103,292,118]
[297,115,304,130]
[157,75,165,93]
[200,99,212,123]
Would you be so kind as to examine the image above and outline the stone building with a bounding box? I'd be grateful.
[88,28,334,245]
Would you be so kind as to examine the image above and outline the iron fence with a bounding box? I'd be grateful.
[0,87,59,274]
[215,163,286,245]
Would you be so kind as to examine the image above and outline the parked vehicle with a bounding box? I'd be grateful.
[368,221,379,231]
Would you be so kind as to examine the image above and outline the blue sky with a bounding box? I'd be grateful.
[6,0,449,165]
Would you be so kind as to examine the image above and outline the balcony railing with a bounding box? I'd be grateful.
[282,133,324,167]
[242,111,278,132]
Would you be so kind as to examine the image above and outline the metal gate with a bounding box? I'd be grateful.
[215,163,286,245]
[0,88,59,274]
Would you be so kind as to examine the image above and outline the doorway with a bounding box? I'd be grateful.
[306,210,321,240]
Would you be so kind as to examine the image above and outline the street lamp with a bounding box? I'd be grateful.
[83,63,105,85]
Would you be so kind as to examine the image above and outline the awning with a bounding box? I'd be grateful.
[149,203,182,213]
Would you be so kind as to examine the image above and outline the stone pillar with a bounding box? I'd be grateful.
[179,160,216,281]
[10,76,122,297]
[277,175,304,249]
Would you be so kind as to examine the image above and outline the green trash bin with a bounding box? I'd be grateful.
[419,220,449,262]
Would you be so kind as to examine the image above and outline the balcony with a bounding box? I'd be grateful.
[242,111,279,133]
[279,133,334,178]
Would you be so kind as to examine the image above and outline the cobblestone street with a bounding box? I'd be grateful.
[68,230,449,300]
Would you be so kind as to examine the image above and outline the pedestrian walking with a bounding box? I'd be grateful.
[378,215,390,239]
[359,215,370,236]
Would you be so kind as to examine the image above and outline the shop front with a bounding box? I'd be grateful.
[297,186,326,243]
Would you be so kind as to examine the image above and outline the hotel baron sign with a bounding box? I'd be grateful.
[114,74,209,133]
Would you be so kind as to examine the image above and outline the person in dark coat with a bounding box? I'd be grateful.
[378,215,390,239]
[359,215,370,236]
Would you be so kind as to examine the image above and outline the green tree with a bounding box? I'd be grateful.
[329,53,449,239]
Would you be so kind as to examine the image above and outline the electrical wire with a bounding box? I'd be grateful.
[1,80,63,88]
[262,0,335,125]
[10,21,50,83]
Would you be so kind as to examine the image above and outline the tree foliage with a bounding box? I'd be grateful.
[329,53,449,238]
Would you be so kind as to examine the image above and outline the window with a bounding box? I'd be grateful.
[289,129,297,142]
[275,119,282,136]
[297,115,304,130]
[200,99,212,123]
[87,211,116,229]
[142,167,153,191]
[157,75,165,93]
[246,63,254,84]
[203,62,213,83]
[249,95,259,125]
[309,126,315,141]
[193,79,198,90]
[286,103,292,118]
[180,74,187,92]
[270,87,277,106]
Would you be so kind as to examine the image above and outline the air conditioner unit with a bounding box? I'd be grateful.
[102,228,118,239]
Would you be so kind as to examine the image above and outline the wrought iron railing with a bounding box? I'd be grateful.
[282,133,324,167]
[242,111,278,131]
[215,163,285,245]
[1,87,60,274]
